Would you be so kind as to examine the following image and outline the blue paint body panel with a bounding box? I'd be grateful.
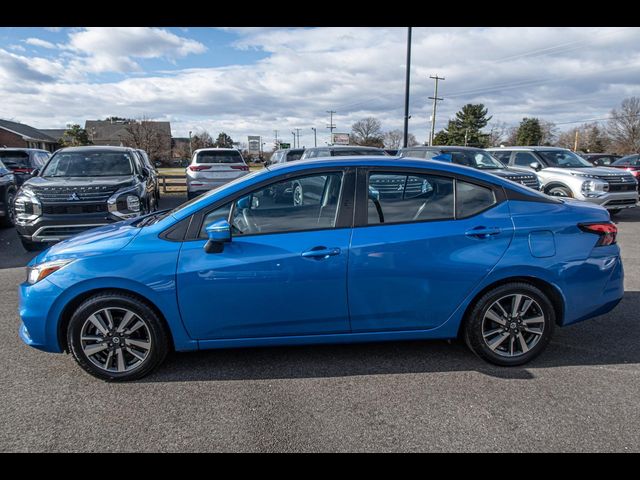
[18,158,624,356]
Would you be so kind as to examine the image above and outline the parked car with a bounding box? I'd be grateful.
[400,146,540,190]
[487,146,638,215]
[135,149,160,207]
[580,153,622,166]
[384,149,399,156]
[14,146,158,251]
[0,148,50,186]
[19,157,623,381]
[300,145,389,160]
[0,158,18,227]
[186,148,249,200]
[267,148,305,166]
[609,154,640,178]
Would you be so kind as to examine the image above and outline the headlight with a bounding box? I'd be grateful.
[26,258,74,285]
[14,187,42,224]
[581,180,608,196]
[107,186,141,219]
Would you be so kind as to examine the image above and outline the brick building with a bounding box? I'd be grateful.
[0,119,59,152]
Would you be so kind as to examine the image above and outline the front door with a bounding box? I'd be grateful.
[348,169,514,332]
[177,169,354,340]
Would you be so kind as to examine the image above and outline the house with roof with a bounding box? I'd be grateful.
[0,119,59,152]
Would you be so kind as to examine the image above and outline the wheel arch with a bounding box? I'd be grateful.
[457,275,565,337]
[543,182,573,195]
[57,287,176,353]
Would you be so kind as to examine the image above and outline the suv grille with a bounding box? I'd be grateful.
[34,186,118,203]
[504,175,540,190]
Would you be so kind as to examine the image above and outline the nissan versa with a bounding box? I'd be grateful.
[19,158,624,381]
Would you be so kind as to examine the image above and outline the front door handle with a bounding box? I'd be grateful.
[465,226,502,239]
[301,246,341,260]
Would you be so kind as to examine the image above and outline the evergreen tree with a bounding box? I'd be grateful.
[515,118,543,146]
[214,132,234,148]
[61,124,92,147]
[440,104,492,146]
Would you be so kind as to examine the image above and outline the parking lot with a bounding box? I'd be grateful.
[0,194,639,452]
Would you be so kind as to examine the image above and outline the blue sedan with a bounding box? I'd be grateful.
[19,157,624,381]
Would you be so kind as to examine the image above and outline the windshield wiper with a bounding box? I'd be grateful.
[135,209,170,227]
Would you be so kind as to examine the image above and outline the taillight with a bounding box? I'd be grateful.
[188,165,210,171]
[579,222,618,246]
[13,167,34,174]
[230,165,249,171]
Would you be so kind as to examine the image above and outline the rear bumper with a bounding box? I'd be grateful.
[186,172,249,193]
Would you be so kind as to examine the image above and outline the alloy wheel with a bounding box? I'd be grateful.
[80,307,152,373]
[481,294,545,358]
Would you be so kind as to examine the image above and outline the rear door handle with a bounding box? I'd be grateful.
[301,247,341,260]
[465,227,502,239]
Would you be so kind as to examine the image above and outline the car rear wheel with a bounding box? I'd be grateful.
[463,282,555,366]
[67,292,170,381]
[0,190,16,227]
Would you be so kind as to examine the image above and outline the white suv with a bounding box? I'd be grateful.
[186,148,249,199]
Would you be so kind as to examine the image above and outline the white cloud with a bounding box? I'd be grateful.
[2,27,640,149]
[24,38,57,49]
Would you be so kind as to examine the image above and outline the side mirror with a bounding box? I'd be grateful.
[204,219,231,254]
[141,167,150,178]
[530,161,542,171]
[31,168,40,177]
[368,186,380,202]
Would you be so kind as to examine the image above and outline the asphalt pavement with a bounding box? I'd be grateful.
[1,195,639,452]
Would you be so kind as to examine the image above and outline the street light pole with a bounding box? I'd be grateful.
[311,127,317,147]
[188,130,193,159]
[403,27,412,148]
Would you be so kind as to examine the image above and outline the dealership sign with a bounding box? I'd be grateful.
[332,133,350,145]
[248,136,261,154]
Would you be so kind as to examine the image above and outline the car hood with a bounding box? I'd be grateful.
[544,166,634,177]
[24,176,135,190]
[485,168,535,178]
[30,221,141,266]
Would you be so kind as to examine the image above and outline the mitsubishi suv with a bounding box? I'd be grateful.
[14,146,157,251]
[487,146,638,214]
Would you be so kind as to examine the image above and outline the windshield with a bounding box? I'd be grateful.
[0,150,29,169]
[613,155,640,166]
[444,150,505,169]
[286,151,304,162]
[332,149,387,157]
[196,150,243,164]
[41,151,134,177]
[537,150,592,168]
[0,159,6,169]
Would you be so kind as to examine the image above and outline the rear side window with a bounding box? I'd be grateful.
[368,173,454,224]
[0,151,29,169]
[196,150,243,164]
[456,180,496,218]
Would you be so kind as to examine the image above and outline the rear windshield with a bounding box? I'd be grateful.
[0,151,29,169]
[41,151,134,177]
[196,150,243,164]
[332,149,387,157]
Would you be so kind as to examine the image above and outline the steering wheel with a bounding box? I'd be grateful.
[233,208,261,234]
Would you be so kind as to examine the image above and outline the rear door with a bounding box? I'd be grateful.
[348,167,514,332]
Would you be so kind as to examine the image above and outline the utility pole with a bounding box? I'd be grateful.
[311,127,317,147]
[464,128,469,147]
[291,131,296,148]
[295,128,301,148]
[403,27,412,148]
[188,130,193,158]
[574,130,579,151]
[326,110,336,145]
[428,74,445,146]
[274,130,279,150]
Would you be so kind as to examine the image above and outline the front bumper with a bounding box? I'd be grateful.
[15,211,119,242]
[577,191,638,210]
[19,278,65,353]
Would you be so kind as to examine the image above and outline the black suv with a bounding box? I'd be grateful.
[0,158,18,227]
[14,146,158,251]
[300,145,389,159]
[0,148,50,186]
[399,146,541,190]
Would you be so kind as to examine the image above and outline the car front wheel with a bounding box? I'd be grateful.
[463,282,555,366]
[67,292,170,381]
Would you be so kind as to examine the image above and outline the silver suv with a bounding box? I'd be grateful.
[186,148,249,199]
[487,146,638,214]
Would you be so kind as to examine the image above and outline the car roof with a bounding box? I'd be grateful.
[485,146,572,152]
[55,146,135,153]
[307,145,385,150]
[0,147,50,153]
[400,145,485,152]
[194,148,240,152]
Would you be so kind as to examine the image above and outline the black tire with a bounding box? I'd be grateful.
[20,237,46,252]
[546,185,573,198]
[0,189,16,228]
[67,292,170,381]
[463,282,555,366]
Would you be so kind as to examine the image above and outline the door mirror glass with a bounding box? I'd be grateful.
[204,218,231,253]
[530,161,542,171]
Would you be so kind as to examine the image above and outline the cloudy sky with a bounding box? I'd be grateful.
[1,26,639,149]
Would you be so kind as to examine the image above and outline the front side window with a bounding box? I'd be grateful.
[227,172,344,236]
[41,151,134,177]
[368,173,454,224]
[513,152,538,167]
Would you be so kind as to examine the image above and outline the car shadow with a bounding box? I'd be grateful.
[612,207,640,223]
[138,291,640,384]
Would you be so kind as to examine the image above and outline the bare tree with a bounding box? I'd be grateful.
[608,97,640,154]
[190,130,214,150]
[540,120,558,146]
[557,123,611,152]
[123,116,171,162]
[351,117,384,147]
[486,121,510,147]
[383,129,403,148]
